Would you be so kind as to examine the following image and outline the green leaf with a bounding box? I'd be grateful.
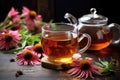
[95,58,114,74]
[94,61,104,67]
[49,23,59,30]
[19,29,41,46]
[3,47,23,54]
[26,33,41,45]
[99,68,109,73]
[99,58,109,67]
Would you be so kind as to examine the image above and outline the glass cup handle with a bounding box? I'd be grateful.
[78,33,91,54]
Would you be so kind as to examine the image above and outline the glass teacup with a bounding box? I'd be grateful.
[41,23,91,63]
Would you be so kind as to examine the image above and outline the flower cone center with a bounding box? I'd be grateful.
[23,50,33,60]
[34,43,43,53]
[4,33,13,42]
[29,11,37,19]
[80,59,91,70]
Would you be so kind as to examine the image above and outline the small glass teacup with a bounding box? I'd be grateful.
[41,23,91,63]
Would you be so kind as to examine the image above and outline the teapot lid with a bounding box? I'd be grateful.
[79,8,108,25]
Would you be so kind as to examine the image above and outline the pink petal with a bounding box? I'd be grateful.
[69,68,80,75]
[92,64,103,70]
[92,69,102,76]
[85,71,89,78]
[34,61,41,65]
[88,70,94,78]
[22,6,30,16]
[74,69,81,77]
[24,61,28,65]
[81,71,85,78]
[8,7,19,16]
[77,71,85,78]
[67,67,77,74]
[30,61,34,65]
[36,15,42,21]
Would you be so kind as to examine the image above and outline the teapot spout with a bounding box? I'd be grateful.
[64,13,78,26]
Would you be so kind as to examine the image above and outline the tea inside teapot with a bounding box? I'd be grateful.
[79,25,113,50]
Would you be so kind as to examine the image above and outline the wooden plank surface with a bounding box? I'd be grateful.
[0,45,120,80]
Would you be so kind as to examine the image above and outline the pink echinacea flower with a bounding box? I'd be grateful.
[0,30,21,50]
[16,48,41,65]
[67,57,103,78]
[22,6,42,33]
[25,43,44,59]
[8,7,20,25]
[3,7,22,30]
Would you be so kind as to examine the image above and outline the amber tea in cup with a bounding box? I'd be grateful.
[41,23,91,63]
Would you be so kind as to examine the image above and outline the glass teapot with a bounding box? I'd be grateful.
[64,8,120,50]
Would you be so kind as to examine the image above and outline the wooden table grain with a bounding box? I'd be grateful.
[0,45,120,80]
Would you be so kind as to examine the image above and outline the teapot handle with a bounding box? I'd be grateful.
[108,23,120,44]
[64,13,78,26]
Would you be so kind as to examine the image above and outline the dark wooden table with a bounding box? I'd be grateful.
[0,45,120,80]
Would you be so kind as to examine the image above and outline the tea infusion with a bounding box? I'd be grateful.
[80,27,113,50]
[41,32,78,63]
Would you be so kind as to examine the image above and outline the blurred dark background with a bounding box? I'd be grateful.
[0,0,120,24]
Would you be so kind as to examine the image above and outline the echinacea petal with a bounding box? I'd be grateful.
[67,67,77,74]
[81,71,86,78]
[91,68,102,76]
[19,60,25,65]
[85,70,89,78]
[0,42,5,49]
[8,7,19,17]
[77,71,85,78]
[74,69,81,77]
[92,64,103,70]
[30,61,34,65]
[34,60,41,65]
[69,68,80,75]
[22,6,30,16]
[24,61,28,65]
[88,70,94,78]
